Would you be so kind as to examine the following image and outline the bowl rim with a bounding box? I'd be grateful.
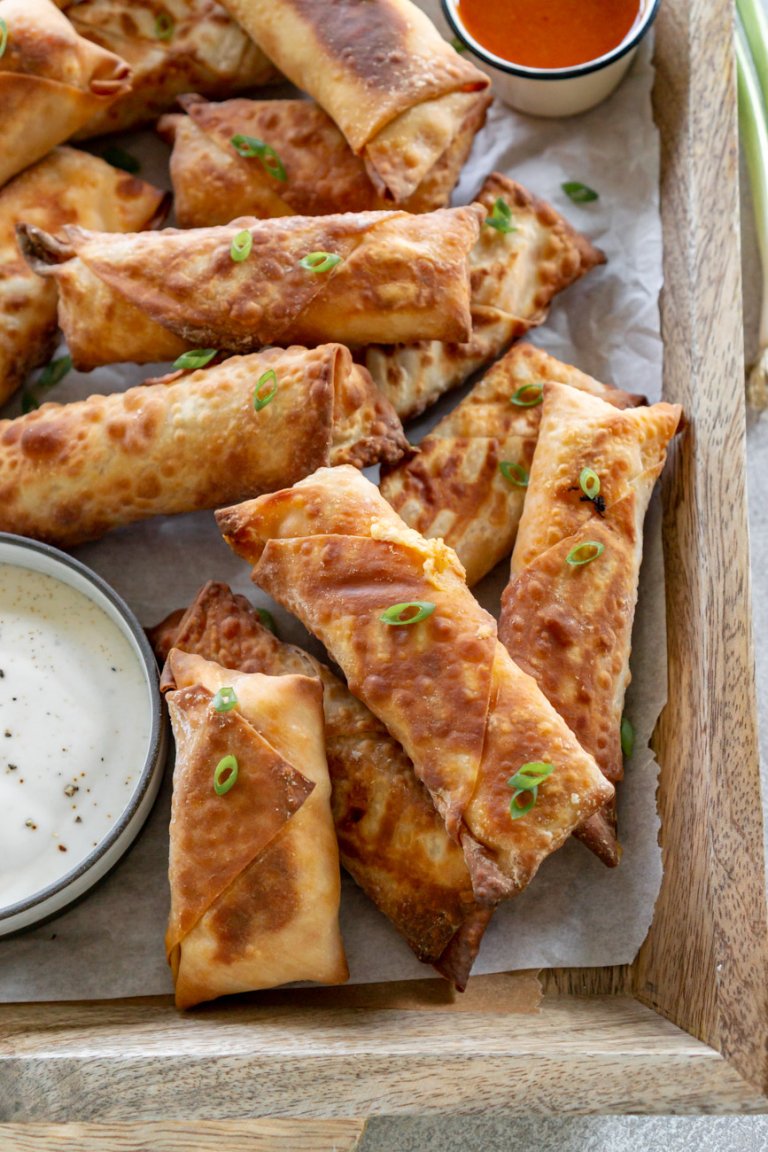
[0,532,165,928]
[441,0,662,80]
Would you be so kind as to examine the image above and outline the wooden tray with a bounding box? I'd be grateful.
[2,0,767,1143]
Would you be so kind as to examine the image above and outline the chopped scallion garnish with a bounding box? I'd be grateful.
[579,467,601,500]
[173,348,218,371]
[214,754,239,795]
[499,460,529,487]
[0,18,8,59]
[230,134,287,182]
[100,145,140,175]
[485,197,516,234]
[562,181,599,203]
[154,12,174,40]
[256,607,276,634]
[299,251,342,273]
[230,228,253,262]
[450,35,467,53]
[620,716,635,759]
[21,354,72,413]
[509,382,543,407]
[509,788,538,819]
[508,762,555,790]
[253,368,278,410]
[212,687,238,713]
[565,540,605,566]
[380,601,436,626]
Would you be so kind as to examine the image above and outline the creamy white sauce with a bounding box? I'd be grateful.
[0,564,152,909]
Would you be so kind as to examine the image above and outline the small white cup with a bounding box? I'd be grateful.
[441,0,661,117]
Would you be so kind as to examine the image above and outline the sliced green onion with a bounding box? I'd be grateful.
[450,35,468,53]
[256,607,276,634]
[566,540,605,566]
[620,716,635,759]
[212,687,238,713]
[508,762,555,790]
[485,197,517,234]
[562,181,599,203]
[499,460,529,487]
[0,18,9,59]
[299,251,342,273]
[214,754,239,795]
[579,467,601,500]
[253,368,278,410]
[230,134,287,182]
[173,348,218,371]
[21,354,72,413]
[510,787,538,819]
[154,12,174,40]
[230,228,253,262]
[380,601,436,626]
[100,144,141,175]
[509,382,543,407]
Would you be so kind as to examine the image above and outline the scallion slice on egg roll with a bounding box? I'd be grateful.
[18,204,485,368]
[216,466,615,905]
[0,344,406,547]
[163,649,348,1008]
[499,383,683,866]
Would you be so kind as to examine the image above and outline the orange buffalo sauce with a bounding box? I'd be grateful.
[456,0,643,70]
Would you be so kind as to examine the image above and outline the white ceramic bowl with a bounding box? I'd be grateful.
[0,534,167,936]
[441,0,661,117]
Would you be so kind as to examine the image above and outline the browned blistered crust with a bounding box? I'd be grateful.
[380,343,647,587]
[149,581,488,989]
[499,383,683,866]
[0,344,405,547]
[216,466,614,906]
[365,174,607,420]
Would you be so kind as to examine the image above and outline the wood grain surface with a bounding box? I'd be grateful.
[0,1120,366,1152]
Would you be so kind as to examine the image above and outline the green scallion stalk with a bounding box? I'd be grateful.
[230,229,253,262]
[214,755,239,795]
[0,17,8,59]
[212,687,238,713]
[499,460,529,487]
[21,354,72,413]
[736,7,768,408]
[253,368,278,410]
[155,12,174,40]
[380,601,436,626]
[173,348,218,371]
[256,607,277,634]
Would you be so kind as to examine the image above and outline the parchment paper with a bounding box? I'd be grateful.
[0,5,666,998]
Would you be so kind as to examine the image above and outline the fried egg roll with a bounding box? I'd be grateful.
[149,580,489,990]
[499,383,682,866]
[217,466,614,905]
[18,204,485,368]
[0,147,167,409]
[158,90,492,225]
[0,344,406,547]
[365,174,606,420]
[163,650,348,1008]
[380,344,646,586]
[217,0,490,203]
[0,0,131,188]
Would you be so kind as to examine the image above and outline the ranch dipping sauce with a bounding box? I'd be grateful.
[0,562,153,910]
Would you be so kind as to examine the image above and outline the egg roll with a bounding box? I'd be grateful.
[365,174,606,420]
[0,344,406,547]
[380,344,646,586]
[0,0,132,188]
[217,0,490,204]
[18,204,485,368]
[163,650,347,1008]
[158,90,492,226]
[217,466,615,904]
[0,147,168,410]
[149,580,489,990]
[499,383,682,866]
[57,0,279,138]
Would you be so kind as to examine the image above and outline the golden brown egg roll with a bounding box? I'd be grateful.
[0,344,406,547]
[217,466,615,905]
[158,90,492,226]
[217,0,490,204]
[163,650,348,1008]
[499,383,682,866]
[0,0,132,188]
[58,0,279,138]
[380,344,646,586]
[365,174,606,420]
[18,204,485,368]
[149,580,489,990]
[0,147,168,410]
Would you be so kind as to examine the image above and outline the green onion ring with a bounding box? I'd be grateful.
[485,197,517,234]
[566,541,605,566]
[510,786,538,819]
[230,134,287,182]
[256,607,277,634]
[509,383,544,407]
[154,12,174,39]
[173,348,218,371]
[0,18,9,59]
[299,251,342,273]
[213,755,239,795]
[230,228,253,262]
[253,368,278,410]
[499,460,529,487]
[508,762,555,790]
[379,601,436,626]
[562,181,599,203]
[579,467,601,500]
[620,716,635,759]
[212,687,238,713]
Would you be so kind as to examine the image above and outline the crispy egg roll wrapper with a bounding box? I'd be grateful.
[19,205,484,368]
[365,174,606,420]
[217,466,614,904]
[149,581,488,989]
[0,147,167,409]
[0,344,406,547]
[218,0,490,203]
[499,383,683,866]
[163,652,347,1008]
[59,0,279,138]
[158,90,492,226]
[0,0,132,188]
[380,344,647,586]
